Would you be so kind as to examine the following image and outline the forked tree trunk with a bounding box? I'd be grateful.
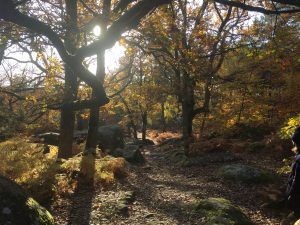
[85,0,110,151]
[58,0,78,159]
[85,50,105,150]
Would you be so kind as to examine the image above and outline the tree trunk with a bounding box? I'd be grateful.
[182,72,195,155]
[142,112,147,143]
[200,76,212,135]
[160,102,166,132]
[85,0,110,151]
[132,123,138,141]
[85,50,105,150]
[119,94,138,142]
[58,0,78,159]
[237,89,246,124]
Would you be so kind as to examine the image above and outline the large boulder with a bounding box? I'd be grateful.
[74,125,125,151]
[170,149,240,167]
[35,132,60,146]
[97,125,125,151]
[112,145,145,163]
[195,198,253,225]
[0,176,54,225]
[218,164,274,184]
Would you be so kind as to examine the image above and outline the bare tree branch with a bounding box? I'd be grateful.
[213,0,300,15]
[76,0,172,59]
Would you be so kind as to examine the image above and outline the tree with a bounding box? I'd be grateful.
[0,0,299,157]
[85,0,110,151]
[129,0,247,153]
[59,0,79,158]
[0,0,172,158]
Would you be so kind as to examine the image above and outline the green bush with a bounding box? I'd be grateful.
[281,114,300,139]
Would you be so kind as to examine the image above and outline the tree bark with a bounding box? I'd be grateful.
[200,75,212,135]
[85,0,111,151]
[161,102,166,132]
[58,0,78,159]
[119,94,138,141]
[142,112,147,143]
[182,72,195,155]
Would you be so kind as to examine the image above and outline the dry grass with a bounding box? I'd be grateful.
[0,138,58,201]
[0,138,57,182]
[147,130,180,143]
[60,153,127,186]
[0,138,127,202]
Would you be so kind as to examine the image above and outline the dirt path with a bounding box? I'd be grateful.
[52,144,286,225]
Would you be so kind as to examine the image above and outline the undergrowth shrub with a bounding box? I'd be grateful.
[0,138,58,202]
[0,138,127,203]
[281,114,300,139]
[59,154,127,186]
[224,123,273,140]
[277,158,292,175]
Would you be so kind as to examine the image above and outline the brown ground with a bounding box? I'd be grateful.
[51,140,290,225]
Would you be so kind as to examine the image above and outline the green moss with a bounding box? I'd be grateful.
[218,164,274,184]
[0,176,54,225]
[196,198,253,225]
[26,197,54,225]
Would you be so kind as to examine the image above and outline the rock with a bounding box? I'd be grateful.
[180,151,240,167]
[0,176,54,225]
[97,125,125,151]
[0,134,6,142]
[218,164,274,184]
[112,145,144,163]
[36,132,60,146]
[73,125,125,151]
[195,198,253,225]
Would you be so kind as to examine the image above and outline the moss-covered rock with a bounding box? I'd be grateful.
[0,176,54,225]
[218,164,274,184]
[195,198,253,225]
[112,145,145,164]
[178,151,240,167]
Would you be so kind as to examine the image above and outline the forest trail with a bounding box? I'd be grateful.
[53,143,286,225]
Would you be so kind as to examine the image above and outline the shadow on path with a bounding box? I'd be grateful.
[67,154,95,225]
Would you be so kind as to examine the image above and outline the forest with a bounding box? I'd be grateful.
[0,0,300,224]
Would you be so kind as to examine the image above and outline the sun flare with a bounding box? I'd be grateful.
[93,25,101,36]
